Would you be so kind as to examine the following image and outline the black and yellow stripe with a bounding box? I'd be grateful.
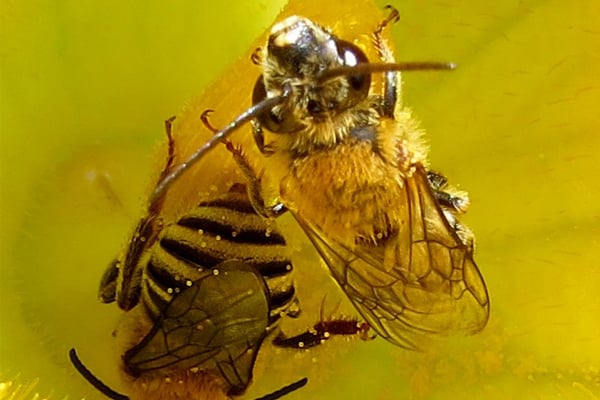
[139,187,296,326]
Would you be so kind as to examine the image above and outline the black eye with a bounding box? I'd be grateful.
[252,75,268,107]
[336,40,371,107]
[252,75,302,134]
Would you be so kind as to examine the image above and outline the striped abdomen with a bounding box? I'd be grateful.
[140,188,295,326]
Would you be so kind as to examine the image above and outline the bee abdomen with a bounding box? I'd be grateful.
[159,237,220,268]
[248,259,293,277]
[140,194,296,323]
[197,197,258,214]
[178,216,286,245]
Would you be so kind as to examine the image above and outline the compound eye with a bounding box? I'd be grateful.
[252,76,302,133]
[336,40,371,107]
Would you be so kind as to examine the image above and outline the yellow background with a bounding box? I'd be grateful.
[1,0,598,399]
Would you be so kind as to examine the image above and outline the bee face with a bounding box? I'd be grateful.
[254,16,371,135]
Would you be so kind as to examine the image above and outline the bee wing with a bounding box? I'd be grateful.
[124,260,270,391]
[294,165,489,350]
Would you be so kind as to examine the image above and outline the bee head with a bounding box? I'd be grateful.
[253,16,371,132]
[150,16,455,203]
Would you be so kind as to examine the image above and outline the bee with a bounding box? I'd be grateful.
[152,6,490,351]
[70,119,306,400]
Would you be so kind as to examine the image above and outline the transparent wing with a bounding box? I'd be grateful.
[294,165,489,350]
[123,260,270,391]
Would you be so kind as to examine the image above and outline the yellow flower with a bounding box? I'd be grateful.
[1,0,598,399]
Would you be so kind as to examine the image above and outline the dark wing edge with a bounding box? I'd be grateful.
[123,260,271,391]
[293,165,489,350]
[98,258,119,303]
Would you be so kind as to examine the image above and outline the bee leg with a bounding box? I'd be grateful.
[201,109,277,155]
[427,170,470,213]
[427,170,448,190]
[200,109,219,133]
[115,118,176,310]
[224,140,286,218]
[151,115,178,209]
[373,5,400,117]
[274,318,372,349]
[157,116,177,182]
[314,319,372,340]
[252,120,275,156]
[273,330,328,349]
[375,5,401,36]
[201,109,274,156]
[434,190,469,213]
[250,47,262,65]
[358,322,378,341]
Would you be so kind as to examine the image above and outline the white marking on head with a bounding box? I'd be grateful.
[270,16,311,48]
